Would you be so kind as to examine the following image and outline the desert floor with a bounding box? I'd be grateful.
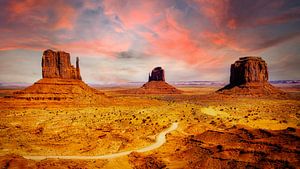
[0,85,299,168]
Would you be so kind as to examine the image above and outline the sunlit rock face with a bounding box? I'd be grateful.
[218,56,286,96]
[229,57,268,86]
[4,49,107,106]
[148,67,165,82]
[42,49,81,80]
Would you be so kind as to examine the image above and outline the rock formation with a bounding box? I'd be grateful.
[229,57,268,86]
[148,67,165,82]
[42,49,81,80]
[218,56,285,96]
[5,49,107,106]
[121,67,181,94]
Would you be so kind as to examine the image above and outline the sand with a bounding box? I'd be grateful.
[0,85,299,168]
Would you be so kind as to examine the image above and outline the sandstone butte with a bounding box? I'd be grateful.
[217,56,285,96]
[122,67,182,94]
[4,49,108,107]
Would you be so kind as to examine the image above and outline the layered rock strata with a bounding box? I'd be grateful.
[42,49,81,80]
[218,56,285,96]
[4,49,107,106]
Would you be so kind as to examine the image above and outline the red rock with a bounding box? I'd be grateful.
[218,56,285,96]
[4,49,107,106]
[42,49,81,80]
[229,56,268,86]
[121,67,181,94]
[148,67,165,82]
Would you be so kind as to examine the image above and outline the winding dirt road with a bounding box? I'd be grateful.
[23,122,178,160]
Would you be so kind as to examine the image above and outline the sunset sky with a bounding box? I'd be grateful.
[0,0,299,84]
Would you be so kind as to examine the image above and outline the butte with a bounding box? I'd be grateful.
[123,67,182,94]
[217,56,285,96]
[3,49,108,107]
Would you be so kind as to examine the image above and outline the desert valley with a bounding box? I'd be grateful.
[0,49,299,169]
[0,1,300,168]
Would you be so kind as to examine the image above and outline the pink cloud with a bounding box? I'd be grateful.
[1,0,299,67]
[8,0,77,30]
[201,31,245,52]
[194,0,228,28]
[102,0,161,29]
[101,0,231,68]
[54,37,131,57]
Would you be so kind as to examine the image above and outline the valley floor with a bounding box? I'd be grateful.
[0,86,299,168]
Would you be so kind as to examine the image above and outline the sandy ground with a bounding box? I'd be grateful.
[23,123,178,160]
[0,85,299,168]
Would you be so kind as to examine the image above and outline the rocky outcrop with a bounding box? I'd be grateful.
[229,57,268,86]
[148,67,165,82]
[4,49,107,106]
[42,49,81,80]
[120,67,181,94]
[173,126,300,168]
[218,56,285,96]
[139,81,182,94]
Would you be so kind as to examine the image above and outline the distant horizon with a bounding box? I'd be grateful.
[1,79,299,88]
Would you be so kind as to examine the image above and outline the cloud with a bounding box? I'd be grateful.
[253,32,300,51]
[7,0,78,30]
[102,0,164,29]
[0,0,299,83]
[255,7,300,26]
[0,0,82,51]
[194,0,300,29]
[1,0,298,58]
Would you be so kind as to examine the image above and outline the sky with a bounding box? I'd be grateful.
[0,0,299,85]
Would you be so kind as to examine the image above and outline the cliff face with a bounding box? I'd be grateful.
[218,56,285,96]
[42,49,81,80]
[148,67,165,82]
[5,49,108,106]
[229,57,268,86]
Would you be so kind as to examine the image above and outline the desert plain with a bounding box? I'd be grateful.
[1,0,300,168]
[0,83,299,169]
